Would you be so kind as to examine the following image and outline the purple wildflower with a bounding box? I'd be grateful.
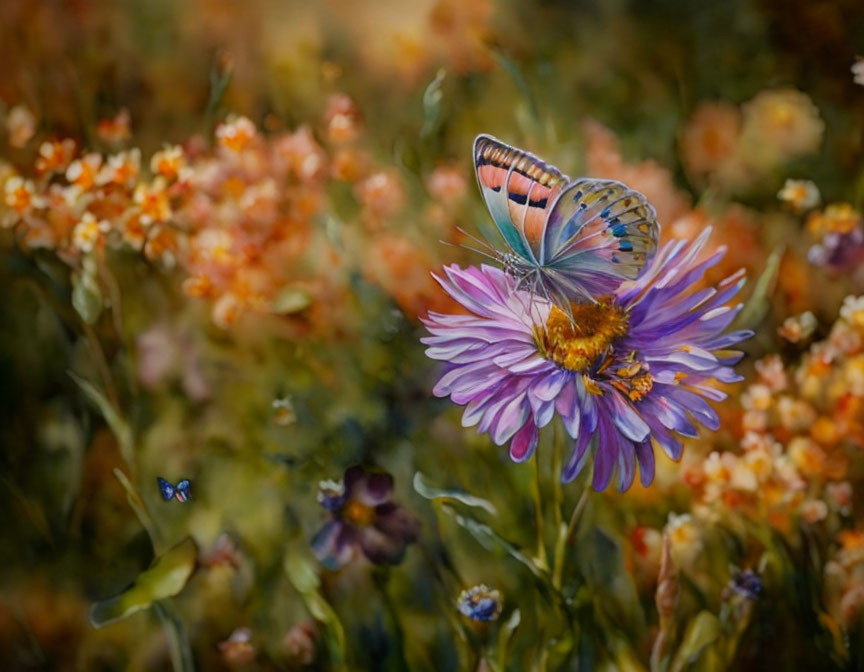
[808,227,864,274]
[725,569,762,601]
[311,466,420,570]
[807,203,864,276]
[422,229,752,491]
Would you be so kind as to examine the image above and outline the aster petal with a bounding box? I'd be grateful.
[462,383,511,428]
[646,348,719,371]
[434,360,510,399]
[477,381,528,436]
[704,329,754,350]
[575,376,599,433]
[563,429,592,482]
[490,392,531,445]
[646,395,699,438]
[507,356,556,375]
[591,419,618,490]
[608,393,651,442]
[534,399,556,428]
[635,440,655,487]
[665,386,721,430]
[616,437,637,492]
[647,419,683,461]
[509,422,538,462]
[531,370,569,401]
[554,378,581,438]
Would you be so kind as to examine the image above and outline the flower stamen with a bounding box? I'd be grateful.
[536,299,629,372]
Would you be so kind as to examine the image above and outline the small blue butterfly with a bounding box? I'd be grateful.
[157,477,191,503]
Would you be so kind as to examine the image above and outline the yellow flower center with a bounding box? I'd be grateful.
[536,299,630,372]
[343,499,375,526]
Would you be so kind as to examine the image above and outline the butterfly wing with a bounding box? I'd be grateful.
[175,479,191,503]
[157,477,175,501]
[473,135,569,262]
[540,178,659,299]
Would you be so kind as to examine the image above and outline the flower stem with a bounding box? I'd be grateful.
[552,488,590,591]
[531,450,549,571]
[154,601,195,672]
[551,422,563,532]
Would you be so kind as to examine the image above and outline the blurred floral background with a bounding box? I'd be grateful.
[3,1,864,670]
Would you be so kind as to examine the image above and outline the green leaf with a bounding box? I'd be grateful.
[734,246,783,330]
[271,287,312,314]
[496,608,521,668]
[68,371,133,463]
[71,269,103,325]
[413,472,497,515]
[153,601,195,672]
[285,553,346,664]
[285,552,321,595]
[90,537,197,627]
[670,611,722,672]
[420,68,446,139]
[578,527,644,634]
[493,51,540,134]
[443,505,544,579]
[112,469,162,552]
[206,56,233,117]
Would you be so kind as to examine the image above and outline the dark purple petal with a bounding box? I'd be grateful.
[635,440,655,487]
[647,419,683,461]
[563,429,592,482]
[510,422,538,462]
[648,395,699,437]
[343,466,366,496]
[311,520,357,570]
[591,419,618,490]
[358,525,409,565]
[616,436,637,492]
[374,502,421,544]
[354,471,395,506]
[665,386,720,430]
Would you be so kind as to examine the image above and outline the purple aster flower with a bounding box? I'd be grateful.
[311,466,420,570]
[421,229,752,491]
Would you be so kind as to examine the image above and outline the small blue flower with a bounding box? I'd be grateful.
[317,480,346,513]
[457,585,502,622]
[727,569,762,600]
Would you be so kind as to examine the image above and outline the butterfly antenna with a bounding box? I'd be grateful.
[442,240,500,263]
[454,226,499,253]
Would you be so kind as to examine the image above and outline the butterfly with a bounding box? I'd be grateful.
[157,477,191,503]
[471,134,660,308]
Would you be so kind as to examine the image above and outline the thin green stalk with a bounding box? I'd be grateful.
[373,570,410,672]
[531,450,549,571]
[552,488,590,591]
[154,601,195,672]
[551,422,563,532]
